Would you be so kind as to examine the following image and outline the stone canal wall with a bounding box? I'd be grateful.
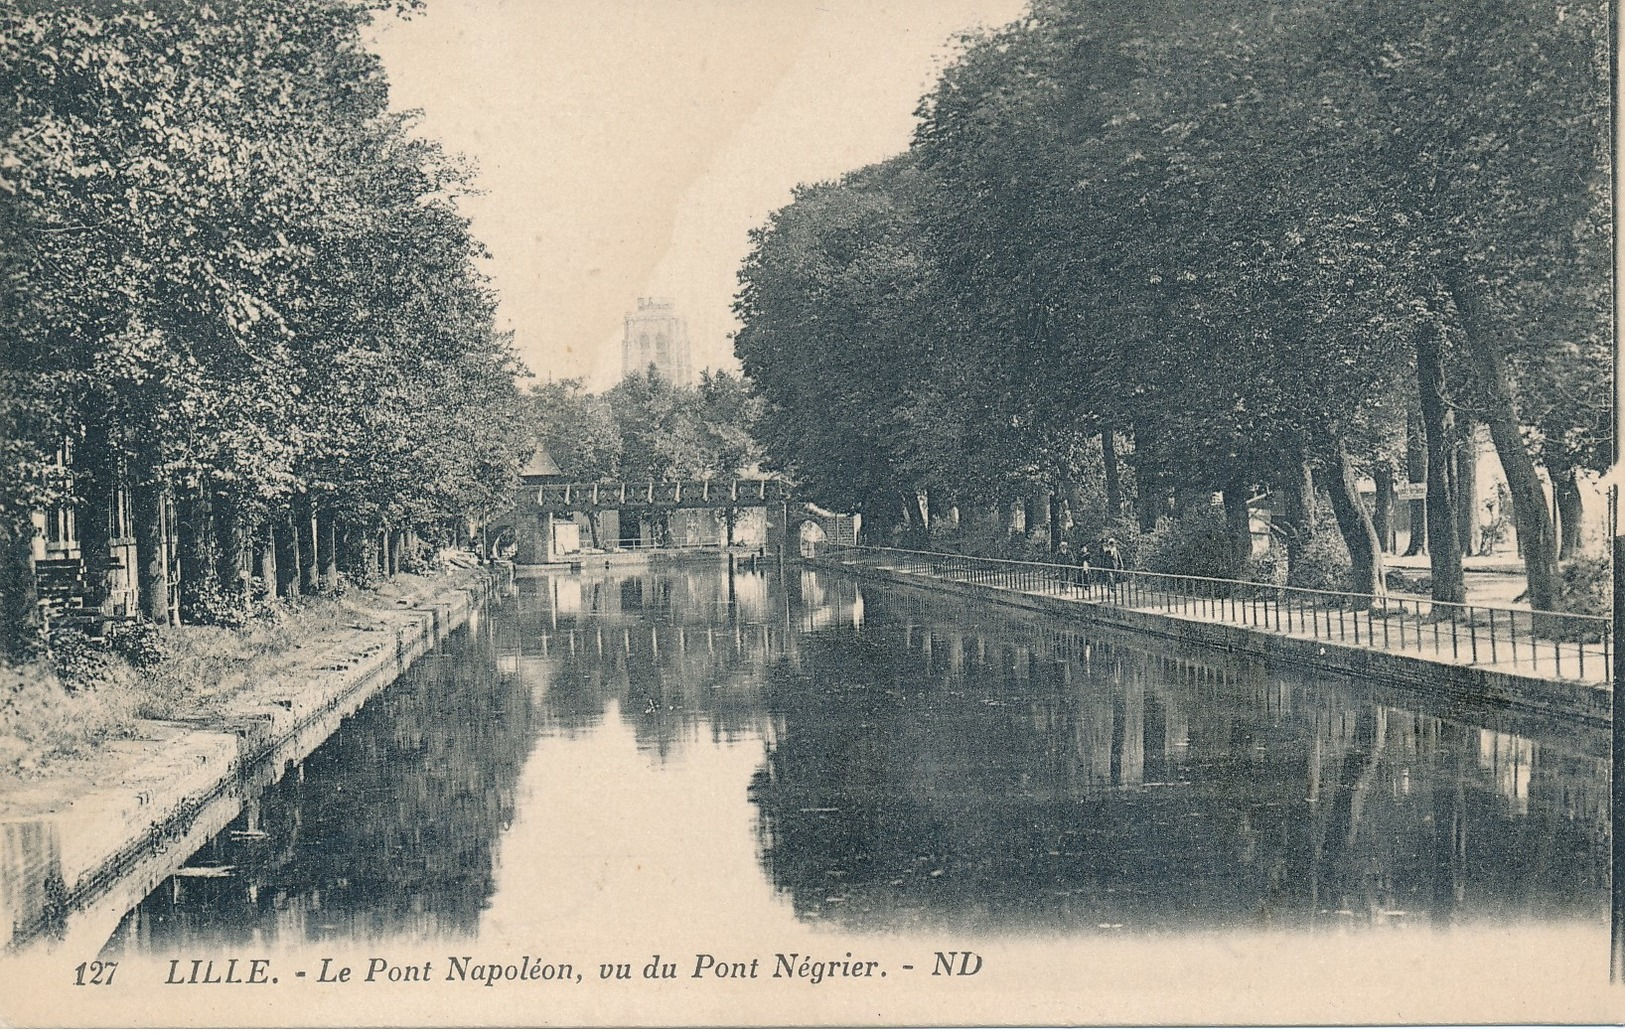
[0,566,504,954]
[815,560,1611,726]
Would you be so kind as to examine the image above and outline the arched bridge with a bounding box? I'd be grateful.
[766,502,860,557]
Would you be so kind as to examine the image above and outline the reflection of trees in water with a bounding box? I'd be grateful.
[107,621,538,953]
[516,566,779,629]
[518,566,811,759]
[749,592,1608,936]
[104,569,1609,952]
[533,625,783,760]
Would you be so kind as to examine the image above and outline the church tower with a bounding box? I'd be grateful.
[621,297,692,384]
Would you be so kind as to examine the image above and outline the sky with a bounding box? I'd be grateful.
[367,0,1027,390]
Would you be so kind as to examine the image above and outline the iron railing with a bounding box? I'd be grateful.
[816,544,1612,685]
[606,538,731,551]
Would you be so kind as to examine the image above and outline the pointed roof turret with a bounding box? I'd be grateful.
[519,446,565,483]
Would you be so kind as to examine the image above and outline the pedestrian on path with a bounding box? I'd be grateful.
[1100,536,1125,586]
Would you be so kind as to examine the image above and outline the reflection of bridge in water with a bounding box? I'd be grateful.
[499,567,867,661]
[535,622,791,663]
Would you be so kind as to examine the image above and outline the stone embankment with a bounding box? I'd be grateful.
[815,559,1610,725]
[0,564,504,954]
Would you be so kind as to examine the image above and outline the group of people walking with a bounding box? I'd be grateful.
[1055,535,1126,587]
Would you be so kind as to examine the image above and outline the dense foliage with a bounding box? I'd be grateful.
[1,0,529,653]
[527,368,764,482]
[735,0,1611,608]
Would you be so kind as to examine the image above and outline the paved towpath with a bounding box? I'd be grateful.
[825,551,1610,688]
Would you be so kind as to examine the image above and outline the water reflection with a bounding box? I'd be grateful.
[753,590,1607,935]
[102,564,1607,956]
[105,615,537,953]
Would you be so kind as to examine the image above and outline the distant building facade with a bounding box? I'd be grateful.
[621,297,692,384]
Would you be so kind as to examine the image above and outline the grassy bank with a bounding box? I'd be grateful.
[0,572,458,788]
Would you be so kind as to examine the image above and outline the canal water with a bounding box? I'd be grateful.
[86,563,1615,1022]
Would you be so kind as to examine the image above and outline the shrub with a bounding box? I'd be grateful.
[1246,546,1287,586]
[317,573,349,599]
[1284,527,1352,592]
[1555,552,1611,617]
[1133,506,1242,579]
[346,565,384,591]
[1385,568,1431,595]
[181,577,279,629]
[105,619,170,668]
[0,659,142,776]
[45,626,114,693]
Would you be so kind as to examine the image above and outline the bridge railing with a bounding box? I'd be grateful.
[536,478,791,508]
[816,544,1612,684]
[611,537,730,551]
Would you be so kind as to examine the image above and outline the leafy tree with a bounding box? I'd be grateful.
[736,0,1608,606]
[527,379,622,480]
[1,0,526,642]
[734,160,932,530]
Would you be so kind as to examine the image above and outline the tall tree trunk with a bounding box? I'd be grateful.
[294,495,318,595]
[335,521,355,573]
[176,485,219,622]
[0,523,39,659]
[1101,423,1122,523]
[1415,320,1465,603]
[273,517,298,598]
[1403,406,1428,555]
[1055,476,1076,537]
[1020,495,1037,538]
[1135,471,1161,532]
[1325,446,1385,600]
[131,465,171,623]
[368,525,384,578]
[1222,475,1253,578]
[316,510,339,588]
[1455,422,1478,556]
[341,523,370,579]
[258,526,278,599]
[1550,459,1583,560]
[215,492,250,600]
[1445,273,1560,612]
[74,419,115,612]
[1372,460,1397,554]
[1278,458,1315,581]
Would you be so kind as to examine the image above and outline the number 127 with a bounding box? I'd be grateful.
[73,961,117,986]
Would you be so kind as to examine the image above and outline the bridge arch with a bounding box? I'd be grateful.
[765,502,859,557]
